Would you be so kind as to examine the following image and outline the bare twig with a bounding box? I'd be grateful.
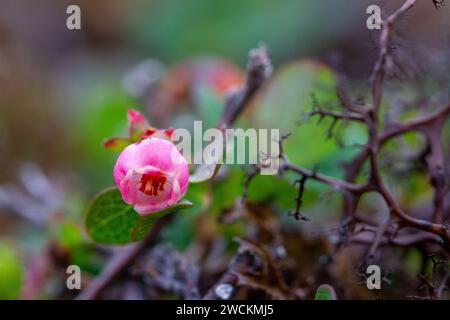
[283,161,367,194]
[371,0,416,116]
[76,216,171,300]
[288,176,310,221]
[219,45,272,128]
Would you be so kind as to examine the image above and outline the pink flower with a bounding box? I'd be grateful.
[113,137,189,215]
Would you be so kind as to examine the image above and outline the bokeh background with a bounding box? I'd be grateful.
[1,0,450,299]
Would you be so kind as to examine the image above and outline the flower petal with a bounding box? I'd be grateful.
[127,109,150,138]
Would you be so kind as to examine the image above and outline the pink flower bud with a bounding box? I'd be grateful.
[127,109,150,138]
[113,137,189,215]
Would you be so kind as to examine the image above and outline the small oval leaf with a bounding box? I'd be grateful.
[314,284,337,300]
[85,187,193,245]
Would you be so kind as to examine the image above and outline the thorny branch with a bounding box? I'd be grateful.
[204,238,292,300]
[308,93,365,124]
[288,176,310,222]
[371,0,416,117]
[251,0,450,265]
[211,0,450,300]
[408,255,449,299]
[204,0,450,300]
[433,0,446,10]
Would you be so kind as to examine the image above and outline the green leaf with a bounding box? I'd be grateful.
[314,284,337,300]
[0,243,23,299]
[53,222,84,249]
[194,84,223,129]
[85,187,193,245]
[250,60,358,171]
[210,168,245,213]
